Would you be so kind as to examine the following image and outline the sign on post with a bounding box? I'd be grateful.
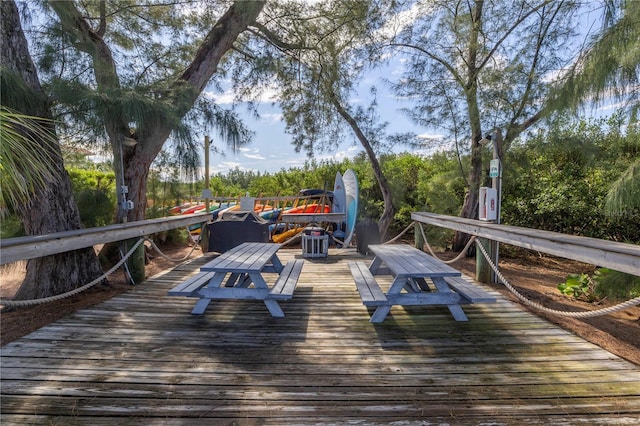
[489,159,500,178]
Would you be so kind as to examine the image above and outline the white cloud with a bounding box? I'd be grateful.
[243,148,266,161]
[417,132,444,141]
[203,90,235,105]
[212,161,243,173]
[260,113,284,124]
[203,84,282,106]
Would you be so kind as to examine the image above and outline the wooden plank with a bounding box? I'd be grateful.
[444,276,497,303]
[0,212,210,265]
[200,243,281,273]
[277,212,345,223]
[368,244,461,277]
[348,261,388,305]
[167,271,215,296]
[269,259,304,299]
[1,248,639,424]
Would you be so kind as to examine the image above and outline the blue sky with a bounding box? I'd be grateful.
[201,2,612,177]
[204,65,429,175]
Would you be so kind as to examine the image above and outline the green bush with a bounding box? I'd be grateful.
[68,168,117,227]
[558,273,596,302]
[0,214,24,238]
[594,269,640,301]
[558,268,640,302]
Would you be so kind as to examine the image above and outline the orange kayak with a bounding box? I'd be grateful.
[282,204,331,214]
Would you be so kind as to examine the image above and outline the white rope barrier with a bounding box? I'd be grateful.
[474,238,640,318]
[5,219,637,318]
[146,238,201,262]
[416,222,475,263]
[0,226,205,308]
[384,221,415,244]
[0,238,146,308]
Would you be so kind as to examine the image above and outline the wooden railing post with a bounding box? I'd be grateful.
[126,238,146,284]
[476,238,492,283]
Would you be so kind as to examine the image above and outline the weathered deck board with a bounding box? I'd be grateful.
[2,248,639,425]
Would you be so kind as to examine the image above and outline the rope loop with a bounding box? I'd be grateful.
[474,238,640,318]
[413,220,639,318]
[0,224,206,308]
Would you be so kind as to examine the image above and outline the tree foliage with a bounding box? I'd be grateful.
[548,0,640,115]
[546,0,640,219]
[28,0,263,223]
[388,0,580,248]
[1,0,105,300]
[232,0,405,236]
[503,115,640,242]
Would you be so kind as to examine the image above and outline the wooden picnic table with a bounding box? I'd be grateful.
[349,244,495,323]
[168,242,304,317]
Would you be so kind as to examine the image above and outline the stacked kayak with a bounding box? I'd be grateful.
[167,169,359,247]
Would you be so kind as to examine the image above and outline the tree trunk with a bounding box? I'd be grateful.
[329,94,396,238]
[1,0,104,301]
[453,0,484,251]
[51,0,266,224]
[453,141,482,250]
[49,1,264,279]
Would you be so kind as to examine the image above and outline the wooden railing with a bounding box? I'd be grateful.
[412,212,640,276]
[0,213,210,265]
[3,210,638,277]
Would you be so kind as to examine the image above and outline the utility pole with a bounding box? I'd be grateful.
[200,135,211,252]
[476,129,502,284]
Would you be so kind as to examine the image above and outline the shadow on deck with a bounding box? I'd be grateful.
[2,248,639,424]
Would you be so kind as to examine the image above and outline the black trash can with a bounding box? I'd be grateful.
[207,212,270,253]
[355,219,380,255]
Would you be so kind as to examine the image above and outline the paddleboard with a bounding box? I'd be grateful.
[332,171,346,216]
[331,172,347,244]
[342,169,359,247]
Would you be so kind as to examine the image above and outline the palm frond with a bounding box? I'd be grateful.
[0,107,59,209]
[549,1,640,113]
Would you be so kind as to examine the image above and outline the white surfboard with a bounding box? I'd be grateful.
[332,171,346,215]
[332,171,347,245]
[342,169,359,247]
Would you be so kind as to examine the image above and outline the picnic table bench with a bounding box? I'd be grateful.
[168,242,304,317]
[349,244,496,323]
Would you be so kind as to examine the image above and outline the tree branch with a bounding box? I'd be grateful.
[179,1,265,96]
[390,42,464,87]
[250,22,308,51]
[97,1,106,37]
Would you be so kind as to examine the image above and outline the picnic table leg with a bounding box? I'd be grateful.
[369,276,406,323]
[249,272,285,317]
[414,277,431,292]
[264,300,285,317]
[225,273,241,287]
[432,277,468,321]
[189,272,226,315]
[269,254,284,273]
[368,257,383,274]
[191,298,211,315]
[370,306,391,323]
[238,274,252,288]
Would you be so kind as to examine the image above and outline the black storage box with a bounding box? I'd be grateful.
[207,212,270,253]
[355,219,381,255]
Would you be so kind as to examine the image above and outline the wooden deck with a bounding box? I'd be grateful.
[2,248,639,425]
